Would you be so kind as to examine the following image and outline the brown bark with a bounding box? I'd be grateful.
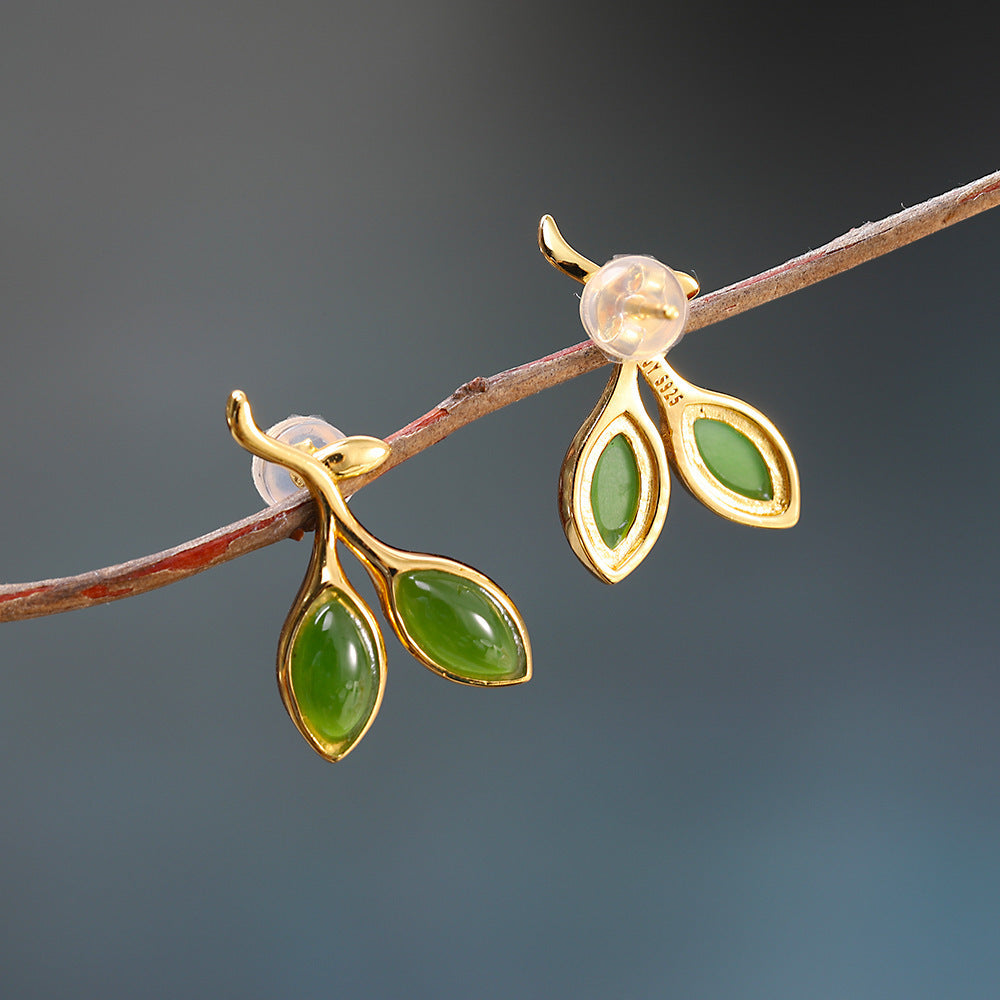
[3,170,999,622]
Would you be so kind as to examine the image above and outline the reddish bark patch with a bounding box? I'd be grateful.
[0,585,49,605]
[147,534,235,575]
[960,178,1000,202]
[80,582,134,601]
[390,408,448,440]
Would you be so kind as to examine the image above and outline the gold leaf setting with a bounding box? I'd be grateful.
[559,363,670,583]
[642,357,800,528]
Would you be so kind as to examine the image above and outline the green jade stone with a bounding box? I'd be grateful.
[394,569,527,683]
[590,433,640,549]
[693,418,773,500]
[289,590,380,746]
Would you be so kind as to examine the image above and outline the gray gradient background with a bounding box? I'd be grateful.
[2,3,999,998]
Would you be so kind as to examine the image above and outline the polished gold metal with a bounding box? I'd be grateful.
[228,391,531,761]
[538,214,601,282]
[559,363,669,583]
[543,216,798,582]
[639,357,799,527]
[314,436,390,477]
[286,436,389,490]
[228,393,385,760]
[538,214,700,299]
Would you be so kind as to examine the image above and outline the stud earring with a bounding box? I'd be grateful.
[539,216,800,583]
[227,391,531,761]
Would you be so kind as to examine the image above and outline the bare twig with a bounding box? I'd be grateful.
[3,170,999,622]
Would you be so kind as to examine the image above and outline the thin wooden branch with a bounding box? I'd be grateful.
[3,170,999,622]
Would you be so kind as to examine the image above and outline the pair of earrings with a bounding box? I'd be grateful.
[231,218,798,761]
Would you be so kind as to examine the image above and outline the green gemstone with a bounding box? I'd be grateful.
[393,569,527,683]
[289,590,380,747]
[693,418,773,500]
[591,433,640,549]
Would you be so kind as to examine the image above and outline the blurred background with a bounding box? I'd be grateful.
[2,3,999,997]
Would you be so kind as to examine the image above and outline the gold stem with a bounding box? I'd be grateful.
[226,390,394,579]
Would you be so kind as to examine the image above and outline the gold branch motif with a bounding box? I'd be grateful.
[546,218,799,584]
[228,392,531,761]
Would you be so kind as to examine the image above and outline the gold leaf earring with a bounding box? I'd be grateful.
[539,216,800,583]
[228,391,531,761]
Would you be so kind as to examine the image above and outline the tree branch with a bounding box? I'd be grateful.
[3,170,999,622]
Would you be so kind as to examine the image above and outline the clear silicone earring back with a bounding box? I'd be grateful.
[251,414,345,505]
